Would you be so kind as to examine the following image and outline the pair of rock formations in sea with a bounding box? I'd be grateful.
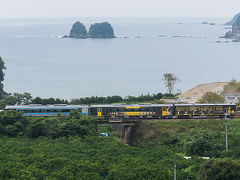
[224,13,240,40]
[63,21,115,39]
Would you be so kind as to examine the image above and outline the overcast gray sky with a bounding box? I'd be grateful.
[0,0,239,18]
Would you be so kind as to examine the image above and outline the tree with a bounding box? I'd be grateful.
[198,158,240,180]
[0,57,6,92]
[13,93,32,105]
[185,131,222,157]
[223,78,240,94]
[162,73,179,94]
[198,92,225,103]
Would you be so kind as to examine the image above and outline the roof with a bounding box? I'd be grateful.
[90,104,173,108]
[175,103,235,107]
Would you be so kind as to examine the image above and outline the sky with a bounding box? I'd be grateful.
[0,0,239,18]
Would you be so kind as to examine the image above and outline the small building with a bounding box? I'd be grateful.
[223,92,240,104]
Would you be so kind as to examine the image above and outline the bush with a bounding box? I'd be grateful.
[198,158,240,180]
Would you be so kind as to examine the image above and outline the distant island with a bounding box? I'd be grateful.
[201,22,215,26]
[63,21,115,39]
[223,16,240,40]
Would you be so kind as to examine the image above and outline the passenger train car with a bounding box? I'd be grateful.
[174,104,236,118]
[90,104,174,119]
[5,104,88,116]
[5,103,237,119]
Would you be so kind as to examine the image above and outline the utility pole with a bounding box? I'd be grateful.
[225,109,228,152]
[174,162,176,180]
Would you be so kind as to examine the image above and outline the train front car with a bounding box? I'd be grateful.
[5,104,89,116]
[90,104,173,119]
[174,103,236,119]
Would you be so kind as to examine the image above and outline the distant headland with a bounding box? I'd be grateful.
[225,13,240,25]
[223,16,240,40]
[63,21,115,39]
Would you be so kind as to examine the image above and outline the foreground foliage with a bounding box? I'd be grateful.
[0,110,98,139]
[0,111,240,179]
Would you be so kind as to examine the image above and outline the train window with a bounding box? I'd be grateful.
[62,109,70,112]
[33,109,41,113]
[48,109,55,112]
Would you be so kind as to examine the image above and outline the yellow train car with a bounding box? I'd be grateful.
[90,104,173,119]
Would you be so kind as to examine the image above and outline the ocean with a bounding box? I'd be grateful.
[0,17,237,100]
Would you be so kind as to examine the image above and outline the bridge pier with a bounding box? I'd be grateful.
[100,122,135,144]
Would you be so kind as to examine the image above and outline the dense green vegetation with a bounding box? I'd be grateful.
[0,93,68,109]
[0,110,98,139]
[70,93,174,105]
[0,57,6,92]
[1,110,240,179]
[129,119,240,179]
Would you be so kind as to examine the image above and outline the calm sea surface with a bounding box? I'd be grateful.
[0,17,237,100]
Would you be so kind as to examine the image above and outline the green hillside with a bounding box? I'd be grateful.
[0,111,240,179]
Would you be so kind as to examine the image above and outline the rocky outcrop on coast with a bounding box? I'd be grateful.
[223,16,240,39]
[63,21,115,39]
[225,13,240,25]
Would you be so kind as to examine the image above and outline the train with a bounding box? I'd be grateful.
[5,103,237,119]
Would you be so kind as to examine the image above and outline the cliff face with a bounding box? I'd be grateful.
[69,22,87,38]
[224,16,240,39]
[225,13,240,25]
[88,22,115,38]
[232,17,240,34]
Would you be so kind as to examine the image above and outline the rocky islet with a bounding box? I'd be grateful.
[63,21,115,39]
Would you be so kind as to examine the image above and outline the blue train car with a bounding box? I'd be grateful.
[5,104,89,116]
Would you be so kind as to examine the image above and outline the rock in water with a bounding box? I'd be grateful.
[88,22,115,38]
[225,13,240,25]
[224,31,233,38]
[69,22,87,38]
